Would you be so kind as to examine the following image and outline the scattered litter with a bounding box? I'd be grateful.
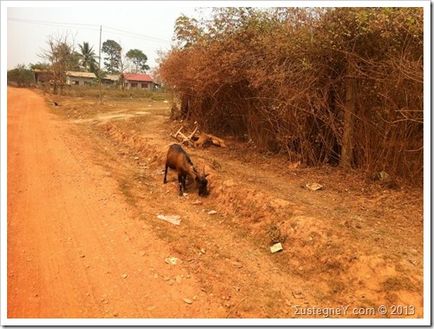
[306,182,323,191]
[134,156,139,160]
[270,242,283,253]
[208,210,218,215]
[121,273,128,279]
[199,248,206,254]
[183,298,193,304]
[157,214,181,225]
[192,200,203,205]
[165,256,179,265]
[183,193,188,197]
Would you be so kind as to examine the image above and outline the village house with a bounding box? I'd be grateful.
[33,69,53,85]
[122,73,156,90]
[65,71,96,86]
[102,74,120,85]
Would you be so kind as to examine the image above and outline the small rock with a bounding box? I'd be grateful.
[183,298,193,304]
[121,273,128,279]
[292,290,305,299]
[306,182,323,191]
[231,261,243,268]
[270,242,283,253]
[208,210,218,215]
[199,248,206,254]
[165,256,179,265]
[192,200,202,205]
[80,254,85,258]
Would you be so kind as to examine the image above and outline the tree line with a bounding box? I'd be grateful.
[159,8,423,183]
[8,36,150,92]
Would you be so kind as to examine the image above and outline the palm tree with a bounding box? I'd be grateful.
[78,42,97,72]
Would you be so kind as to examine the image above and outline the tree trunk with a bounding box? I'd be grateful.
[180,95,190,119]
[341,58,356,169]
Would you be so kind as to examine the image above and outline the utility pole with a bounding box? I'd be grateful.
[98,25,102,104]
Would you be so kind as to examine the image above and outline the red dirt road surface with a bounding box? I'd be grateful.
[7,88,223,318]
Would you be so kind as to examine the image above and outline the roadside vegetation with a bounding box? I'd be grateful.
[159,8,423,183]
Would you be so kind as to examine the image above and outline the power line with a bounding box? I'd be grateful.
[8,17,170,44]
[8,17,100,32]
[104,26,167,42]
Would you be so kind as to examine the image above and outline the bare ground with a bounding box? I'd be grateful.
[7,87,423,318]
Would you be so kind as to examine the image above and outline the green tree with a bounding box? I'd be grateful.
[173,15,203,48]
[126,49,150,73]
[30,62,51,70]
[78,42,97,72]
[7,64,35,87]
[102,39,122,73]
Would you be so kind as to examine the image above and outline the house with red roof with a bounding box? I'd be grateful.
[122,73,157,90]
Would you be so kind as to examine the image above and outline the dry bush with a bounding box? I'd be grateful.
[159,8,423,183]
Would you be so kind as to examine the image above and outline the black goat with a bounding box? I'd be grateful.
[163,144,209,196]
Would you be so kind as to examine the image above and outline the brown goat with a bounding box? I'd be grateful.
[163,144,209,196]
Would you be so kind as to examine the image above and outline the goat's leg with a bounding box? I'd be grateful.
[182,174,187,194]
[163,163,168,184]
[177,173,184,196]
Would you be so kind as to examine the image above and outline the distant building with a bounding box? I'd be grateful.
[102,74,120,85]
[122,73,155,90]
[33,69,53,84]
[66,71,96,86]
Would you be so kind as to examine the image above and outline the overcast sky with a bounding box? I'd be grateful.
[7,4,212,71]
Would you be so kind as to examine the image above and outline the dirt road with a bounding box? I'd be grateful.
[7,87,423,318]
[7,88,226,317]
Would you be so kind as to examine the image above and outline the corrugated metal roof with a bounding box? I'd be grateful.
[123,73,153,82]
[66,71,96,78]
[104,74,120,81]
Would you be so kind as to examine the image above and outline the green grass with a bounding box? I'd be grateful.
[60,85,170,101]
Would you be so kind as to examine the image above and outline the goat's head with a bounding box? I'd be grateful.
[195,167,209,196]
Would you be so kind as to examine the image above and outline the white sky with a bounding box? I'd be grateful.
[7,4,212,71]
